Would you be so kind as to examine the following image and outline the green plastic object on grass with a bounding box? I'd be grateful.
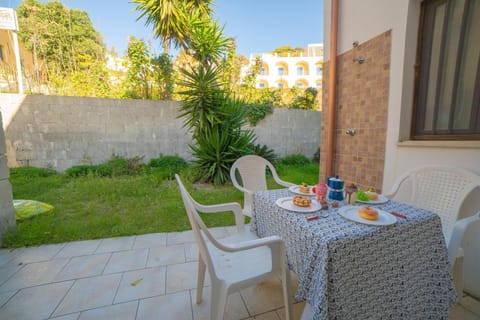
[13,199,54,220]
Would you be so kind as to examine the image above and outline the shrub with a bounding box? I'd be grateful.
[106,155,145,176]
[65,165,92,177]
[10,166,57,178]
[312,148,320,163]
[250,144,276,164]
[147,155,188,179]
[277,154,311,166]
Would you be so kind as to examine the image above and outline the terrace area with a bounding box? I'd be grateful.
[0,227,479,320]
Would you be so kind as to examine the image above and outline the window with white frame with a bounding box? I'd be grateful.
[297,67,304,75]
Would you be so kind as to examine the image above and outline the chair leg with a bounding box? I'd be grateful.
[210,283,228,320]
[281,265,294,320]
[196,256,206,304]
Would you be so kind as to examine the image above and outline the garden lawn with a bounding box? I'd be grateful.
[4,163,319,248]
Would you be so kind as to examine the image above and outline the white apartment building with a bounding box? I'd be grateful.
[244,43,324,89]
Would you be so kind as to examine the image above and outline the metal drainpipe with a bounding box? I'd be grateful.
[325,0,339,178]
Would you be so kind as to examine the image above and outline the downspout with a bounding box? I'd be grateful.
[325,0,339,178]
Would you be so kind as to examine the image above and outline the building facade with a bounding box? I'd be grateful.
[244,43,324,89]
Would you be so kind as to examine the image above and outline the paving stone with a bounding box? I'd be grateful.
[54,254,111,281]
[166,261,209,294]
[133,233,167,249]
[52,273,122,317]
[146,244,185,267]
[103,248,148,274]
[167,230,196,245]
[0,290,16,308]
[114,266,166,303]
[0,258,69,292]
[0,281,73,320]
[95,236,135,253]
[78,301,137,320]
[137,291,192,320]
[8,244,65,264]
[190,287,249,320]
[0,264,23,286]
[55,240,102,258]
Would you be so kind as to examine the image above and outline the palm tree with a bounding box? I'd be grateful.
[132,0,213,54]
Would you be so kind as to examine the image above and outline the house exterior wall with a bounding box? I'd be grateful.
[323,0,480,297]
[0,94,321,172]
[244,44,324,89]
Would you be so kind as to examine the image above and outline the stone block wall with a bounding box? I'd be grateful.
[0,94,321,172]
[0,112,15,245]
[320,31,391,191]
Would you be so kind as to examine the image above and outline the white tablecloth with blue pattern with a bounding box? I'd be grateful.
[251,189,456,320]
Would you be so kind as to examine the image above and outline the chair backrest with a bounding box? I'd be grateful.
[175,175,225,282]
[389,166,480,243]
[230,155,273,192]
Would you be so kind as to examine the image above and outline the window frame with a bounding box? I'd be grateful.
[411,0,480,140]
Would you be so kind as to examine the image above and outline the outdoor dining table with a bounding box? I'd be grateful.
[251,189,456,320]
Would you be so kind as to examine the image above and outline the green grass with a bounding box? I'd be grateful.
[3,163,319,248]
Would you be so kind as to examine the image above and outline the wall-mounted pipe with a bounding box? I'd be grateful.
[325,0,339,178]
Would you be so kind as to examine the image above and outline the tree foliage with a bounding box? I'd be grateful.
[123,37,174,100]
[132,0,213,53]
[16,0,107,95]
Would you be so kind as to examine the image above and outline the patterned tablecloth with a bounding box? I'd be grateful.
[251,189,456,320]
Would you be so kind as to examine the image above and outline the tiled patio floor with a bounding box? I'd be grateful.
[0,226,479,320]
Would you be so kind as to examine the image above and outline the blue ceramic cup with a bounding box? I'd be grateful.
[327,177,344,190]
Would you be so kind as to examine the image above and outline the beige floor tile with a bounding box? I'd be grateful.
[241,278,287,315]
[133,233,167,249]
[50,314,80,320]
[55,240,102,258]
[460,295,480,316]
[190,287,249,320]
[0,281,73,320]
[147,244,185,267]
[103,248,148,274]
[137,291,192,320]
[95,236,135,253]
[52,273,122,317]
[0,290,16,308]
[54,253,111,281]
[166,261,209,294]
[276,301,306,320]
[0,258,69,292]
[167,230,196,245]
[449,303,480,320]
[0,264,23,286]
[185,243,199,262]
[254,311,281,320]
[114,266,166,303]
[7,244,65,265]
[78,301,138,320]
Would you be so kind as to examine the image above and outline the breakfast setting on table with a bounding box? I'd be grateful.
[251,175,456,320]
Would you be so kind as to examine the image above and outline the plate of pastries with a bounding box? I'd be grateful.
[338,205,397,225]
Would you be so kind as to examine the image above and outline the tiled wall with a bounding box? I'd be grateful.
[320,31,391,192]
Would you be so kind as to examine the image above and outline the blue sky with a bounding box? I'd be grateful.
[5,0,324,57]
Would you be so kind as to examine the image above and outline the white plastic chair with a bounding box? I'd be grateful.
[230,155,294,217]
[175,174,293,320]
[385,166,480,268]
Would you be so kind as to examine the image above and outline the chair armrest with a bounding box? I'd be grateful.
[447,211,480,267]
[215,235,284,253]
[193,201,245,230]
[194,201,242,214]
[275,178,295,188]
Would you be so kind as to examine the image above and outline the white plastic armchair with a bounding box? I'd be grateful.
[230,155,295,217]
[385,166,480,268]
[175,174,293,320]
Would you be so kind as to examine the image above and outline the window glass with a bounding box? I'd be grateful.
[453,0,480,129]
[278,67,284,76]
[297,67,303,75]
